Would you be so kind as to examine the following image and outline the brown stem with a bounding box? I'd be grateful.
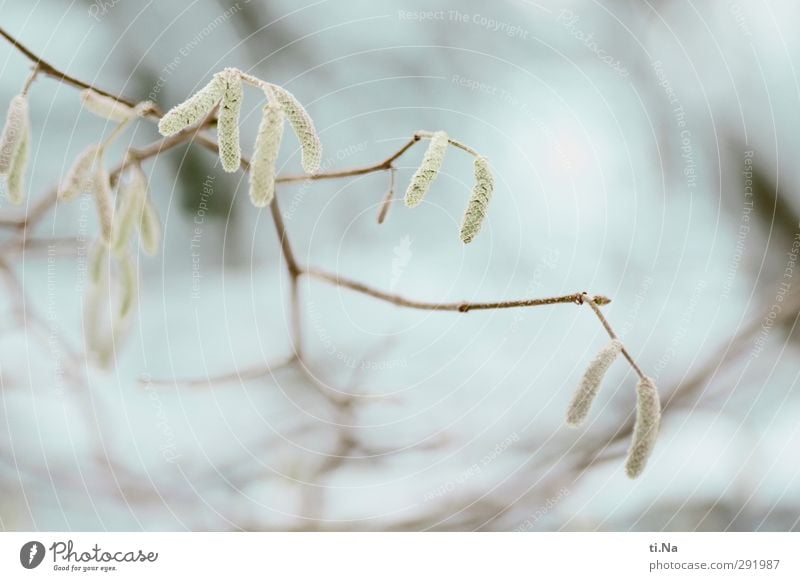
[0,26,161,116]
[275,134,421,184]
[582,293,646,380]
[304,267,610,312]
[141,356,296,387]
[0,28,625,390]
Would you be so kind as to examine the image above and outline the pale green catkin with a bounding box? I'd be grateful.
[404,131,448,208]
[59,144,102,201]
[0,95,29,177]
[84,257,110,367]
[88,241,109,285]
[217,70,243,172]
[6,113,30,204]
[117,251,137,320]
[249,103,284,207]
[112,163,148,254]
[157,74,225,136]
[81,89,134,123]
[566,339,623,427]
[139,197,161,256]
[625,376,661,479]
[93,164,114,245]
[459,156,494,244]
[271,85,321,173]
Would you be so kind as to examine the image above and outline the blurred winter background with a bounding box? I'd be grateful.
[0,0,798,531]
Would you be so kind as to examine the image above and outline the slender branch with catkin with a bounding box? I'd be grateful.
[0,30,664,478]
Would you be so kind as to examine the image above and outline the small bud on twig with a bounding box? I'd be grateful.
[625,376,661,478]
[249,102,284,207]
[404,131,448,208]
[459,155,493,244]
[566,339,623,427]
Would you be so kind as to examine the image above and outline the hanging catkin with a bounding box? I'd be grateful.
[112,163,148,254]
[81,89,135,123]
[139,197,161,256]
[92,164,114,245]
[566,340,623,427]
[249,103,284,207]
[158,74,225,136]
[271,85,321,173]
[59,145,103,201]
[459,156,493,244]
[6,110,30,204]
[404,131,448,208]
[218,70,243,172]
[117,251,137,320]
[625,377,661,478]
[0,95,29,179]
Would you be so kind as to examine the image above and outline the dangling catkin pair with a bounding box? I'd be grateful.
[566,339,661,478]
[157,67,322,207]
[402,131,494,244]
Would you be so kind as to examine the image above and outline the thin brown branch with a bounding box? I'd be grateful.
[275,134,421,183]
[141,356,296,387]
[0,25,161,116]
[582,294,646,380]
[304,267,610,312]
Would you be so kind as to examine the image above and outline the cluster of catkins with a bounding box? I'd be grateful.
[157,67,321,208]
[158,69,493,243]
[404,131,494,244]
[566,339,661,478]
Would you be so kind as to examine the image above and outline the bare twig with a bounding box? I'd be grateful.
[0,25,161,116]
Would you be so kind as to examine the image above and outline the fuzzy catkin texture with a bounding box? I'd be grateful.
[117,251,137,320]
[404,131,448,208]
[566,339,623,427]
[217,71,243,172]
[459,156,494,244]
[272,86,321,173]
[249,103,285,207]
[625,377,661,478]
[139,197,161,256]
[0,95,29,177]
[157,74,225,136]
[92,165,114,245]
[112,163,148,254]
[81,89,134,123]
[6,113,30,204]
[59,145,102,201]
